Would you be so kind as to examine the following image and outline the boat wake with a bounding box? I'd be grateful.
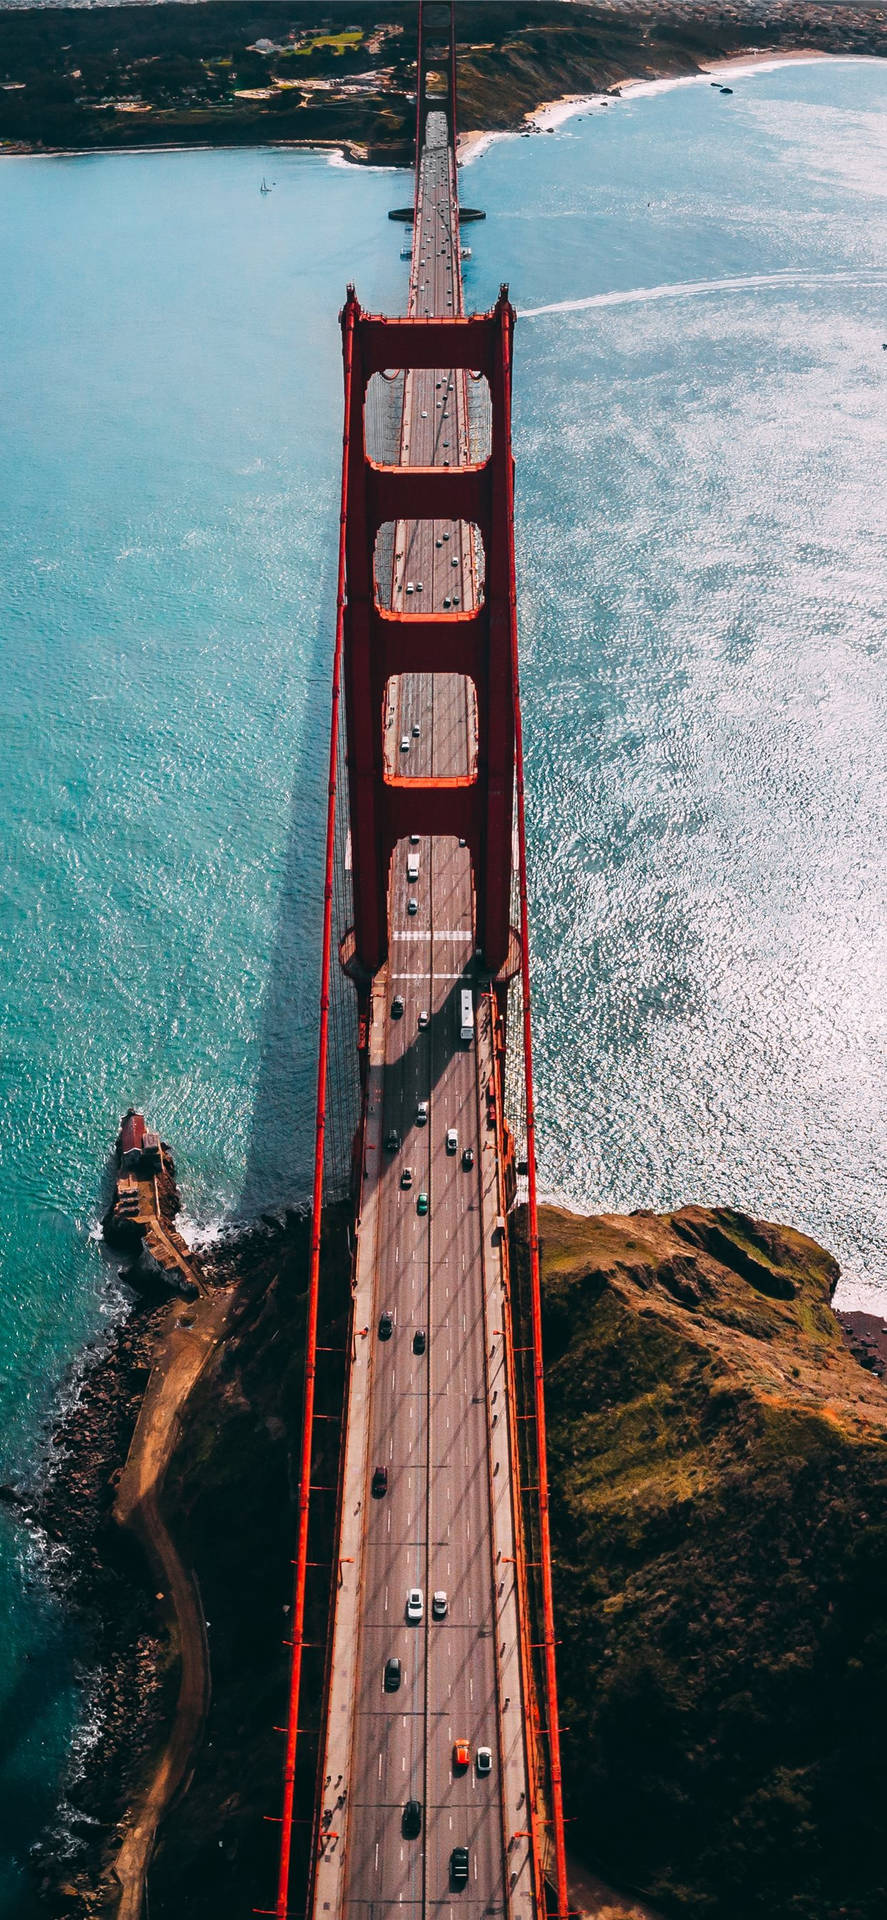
[520,268,887,319]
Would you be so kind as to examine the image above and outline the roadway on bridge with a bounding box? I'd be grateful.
[312,108,535,1920]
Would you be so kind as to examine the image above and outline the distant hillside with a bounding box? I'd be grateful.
[1,3,885,160]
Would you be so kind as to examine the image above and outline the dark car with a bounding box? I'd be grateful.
[392,995,404,1018]
[378,1310,393,1340]
[384,1657,402,1692]
[413,1329,426,1355]
[450,1846,469,1888]
[402,1798,422,1838]
[461,1146,474,1170]
[371,1465,388,1498]
[384,1129,400,1153]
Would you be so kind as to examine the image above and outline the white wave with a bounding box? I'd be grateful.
[176,1209,230,1250]
[325,147,399,173]
[520,269,887,319]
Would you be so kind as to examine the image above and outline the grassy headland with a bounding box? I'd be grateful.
[0,3,885,161]
[539,1203,887,1918]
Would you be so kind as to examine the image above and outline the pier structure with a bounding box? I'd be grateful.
[270,10,568,1920]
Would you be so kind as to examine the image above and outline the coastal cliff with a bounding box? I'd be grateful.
[539,1204,887,1919]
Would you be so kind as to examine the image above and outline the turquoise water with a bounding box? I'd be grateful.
[0,56,885,1906]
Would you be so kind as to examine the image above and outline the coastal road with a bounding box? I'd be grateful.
[109,1290,231,1919]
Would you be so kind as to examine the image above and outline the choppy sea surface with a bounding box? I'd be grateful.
[0,55,885,1910]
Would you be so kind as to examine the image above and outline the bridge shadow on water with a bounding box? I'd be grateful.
[236,511,341,1221]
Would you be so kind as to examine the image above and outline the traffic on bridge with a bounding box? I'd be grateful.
[271,11,568,1920]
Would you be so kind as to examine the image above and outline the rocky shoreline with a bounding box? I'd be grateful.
[30,1293,177,1914]
[18,1148,335,1918]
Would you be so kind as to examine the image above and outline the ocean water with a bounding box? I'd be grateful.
[0,55,885,1908]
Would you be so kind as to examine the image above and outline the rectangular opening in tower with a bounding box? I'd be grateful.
[382,672,478,783]
[373,518,485,613]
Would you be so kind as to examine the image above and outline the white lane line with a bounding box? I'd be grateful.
[391,970,467,980]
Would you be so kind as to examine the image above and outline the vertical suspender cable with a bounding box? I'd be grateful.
[501,301,571,1920]
[448,0,458,158]
[414,0,424,209]
[275,300,355,1920]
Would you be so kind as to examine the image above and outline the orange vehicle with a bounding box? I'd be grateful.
[453,1739,470,1771]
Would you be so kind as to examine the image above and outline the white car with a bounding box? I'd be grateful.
[401,736,410,752]
[406,582,415,595]
[406,1588,423,1623]
[446,1128,457,1154]
[416,1101,428,1126]
[418,1010,429,1029]
[412,723,420,737]
[432,1590,448,1620]
[476,1746,492,1776]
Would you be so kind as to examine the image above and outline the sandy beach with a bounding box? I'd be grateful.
[457,50,846,165]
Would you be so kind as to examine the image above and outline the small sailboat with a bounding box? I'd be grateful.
[260,176,271,195]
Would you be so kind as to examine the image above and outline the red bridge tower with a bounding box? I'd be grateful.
[340,287,519,979]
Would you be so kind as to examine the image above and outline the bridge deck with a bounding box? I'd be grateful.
[310,109,537,1920]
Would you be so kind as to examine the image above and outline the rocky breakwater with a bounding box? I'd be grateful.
[538,1203,887,1919]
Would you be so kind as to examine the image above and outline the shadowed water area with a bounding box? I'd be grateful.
[0,55,885,1910]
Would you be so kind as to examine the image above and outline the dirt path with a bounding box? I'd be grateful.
[105,1285,237,1920]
